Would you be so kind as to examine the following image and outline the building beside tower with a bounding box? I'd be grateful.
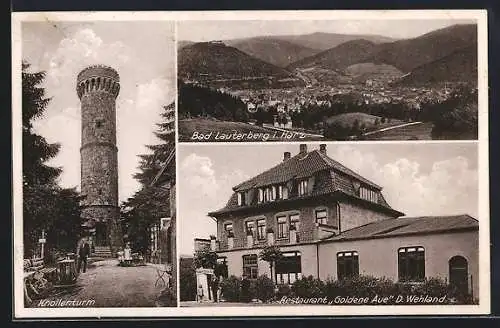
[77,65,123,257]
[203,144,479,298]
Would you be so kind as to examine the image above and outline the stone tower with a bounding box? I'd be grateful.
[77,65,123,256]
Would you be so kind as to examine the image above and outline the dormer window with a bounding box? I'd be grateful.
[237,192,246,206]
[298,179,308,196]
[360,186,377,203]
[282,185,289,199]
[264,188,270,202]
[258,188,263,203]
[276,185,289,200]
[258,186,278,203]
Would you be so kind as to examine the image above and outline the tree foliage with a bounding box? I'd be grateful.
[193,248,218,269]
[259,245,283,282]
[178,80,249,122]
[22,61,82,258]
[122,102,175,253]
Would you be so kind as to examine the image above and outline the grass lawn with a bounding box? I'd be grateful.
[179,118,321,142]
[364,122,434,140]
[325,112,403,131]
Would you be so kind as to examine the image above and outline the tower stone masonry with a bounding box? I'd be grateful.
[77,65,123,256]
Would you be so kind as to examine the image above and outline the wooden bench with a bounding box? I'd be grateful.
[23,258,57,304]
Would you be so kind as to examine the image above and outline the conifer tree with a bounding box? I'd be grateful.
[22,61,82,258]
[123,102,175,253]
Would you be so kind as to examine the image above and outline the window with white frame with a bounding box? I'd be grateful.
[281,185,289,199]
[271,186,277,201]
[242,254,258,279]
[258,188,264,203]
[359,186,377,203]
[398,246,425,282]
[245,221,255,237]
[277,216,288,239]
[337,251,359,280]
[275,251,302,284]
[315,209,327,225]
[237,192,246,206]
[298,179,308,196]
[265,187,271,202]
[224,222,233,236]
[289,213,300,231]
[257,219,266,240]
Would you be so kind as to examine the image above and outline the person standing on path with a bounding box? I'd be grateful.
[77,237,90,273]
[211,275,219,303]
[197,284,204,303]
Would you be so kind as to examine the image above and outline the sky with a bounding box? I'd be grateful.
[178,19,476,42]
[22,21,175,202]
[178,143,479,255]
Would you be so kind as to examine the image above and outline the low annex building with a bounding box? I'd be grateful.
[204,144,479,297]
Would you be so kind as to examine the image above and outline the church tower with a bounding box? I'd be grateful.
[77,65,123,256]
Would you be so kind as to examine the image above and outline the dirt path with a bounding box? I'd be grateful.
[32,260,169,307]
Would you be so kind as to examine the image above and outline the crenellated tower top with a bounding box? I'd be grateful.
[77,65,120,99]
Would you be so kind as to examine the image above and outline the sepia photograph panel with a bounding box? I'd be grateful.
[16,19,177,310]
[177,19,479,142]
[178,142,483,309]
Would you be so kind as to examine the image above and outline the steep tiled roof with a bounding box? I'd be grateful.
[234,150,381,191]
[211,149,397,215]
[324,214,478,241]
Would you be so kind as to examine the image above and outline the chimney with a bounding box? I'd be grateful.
[299,144,307,154]
[320,144,327,155]
[283,152,291,161]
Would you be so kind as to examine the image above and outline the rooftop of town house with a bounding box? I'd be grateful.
[322,214,478,242]
[233,145,381,191]
[209,144,404,216]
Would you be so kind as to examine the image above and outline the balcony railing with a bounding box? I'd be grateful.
[216,226,336,251]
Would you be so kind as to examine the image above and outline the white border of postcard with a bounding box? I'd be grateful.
[12,9,489,318]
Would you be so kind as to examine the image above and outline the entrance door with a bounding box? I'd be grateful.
[95,222,108,246]
[449,256,468,294]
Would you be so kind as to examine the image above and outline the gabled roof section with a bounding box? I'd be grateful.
[324,214,478,242]
[233,149,381,192]
[208,148,399,216]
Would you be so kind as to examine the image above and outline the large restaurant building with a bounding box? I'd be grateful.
[205,144,479,298]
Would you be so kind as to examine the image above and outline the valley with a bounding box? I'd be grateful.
[177,24,478,141]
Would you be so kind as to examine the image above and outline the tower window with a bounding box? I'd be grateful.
[96,120,103,128]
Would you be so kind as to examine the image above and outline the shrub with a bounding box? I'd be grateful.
[291,275,325,298]
[276,284,292,298]
[220,275,241,302]
[255,275,275,302]
[179,257,197,301]
[157,287,177,307]
[240,277,252,302]
[324,275,395,299]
